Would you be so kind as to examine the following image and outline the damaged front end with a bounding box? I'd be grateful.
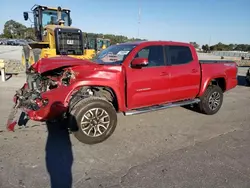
[6,65,78,131]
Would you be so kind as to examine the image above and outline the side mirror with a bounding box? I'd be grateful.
[23,12,29,21]
[131,57,148,68]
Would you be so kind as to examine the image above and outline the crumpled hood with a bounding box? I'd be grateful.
[31,56,99,74]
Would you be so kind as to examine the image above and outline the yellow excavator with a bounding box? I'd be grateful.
[85,37,111,54]
[96,38,111,52]
[22,4,97,70]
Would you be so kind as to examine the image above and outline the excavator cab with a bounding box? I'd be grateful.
[85,37,111,55]
[96,38,111,50]
[82,33,112,58]
[96,38,104,50]
[86,38,96,50]
[103,39,111,49]
[23,5,73,42]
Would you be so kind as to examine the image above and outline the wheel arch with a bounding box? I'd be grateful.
[67,85,121,112]
[199,76,227,96]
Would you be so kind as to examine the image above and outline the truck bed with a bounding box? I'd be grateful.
[199,59,238,96]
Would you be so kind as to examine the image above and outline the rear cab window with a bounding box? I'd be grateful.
[165,45,193,65]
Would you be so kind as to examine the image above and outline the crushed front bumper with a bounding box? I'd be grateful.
[6,83,75,131]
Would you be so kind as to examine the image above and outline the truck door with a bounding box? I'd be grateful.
[126,45,171,109]
[165,45,200,101]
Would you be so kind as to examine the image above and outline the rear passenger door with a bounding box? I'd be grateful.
[165,45,200,101]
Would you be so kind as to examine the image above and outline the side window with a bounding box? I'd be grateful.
[167,46,193,65]
[137,48,149,58]
[135,45,165,67]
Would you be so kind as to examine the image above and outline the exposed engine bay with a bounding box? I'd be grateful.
[6,66,77,131]
[6,56,118,132]
[16,67,76,111]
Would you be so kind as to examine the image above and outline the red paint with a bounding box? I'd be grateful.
[131,57,149,67]
[31,55,98,73]
[198,62,238,96]
[6,121,17,132]
[10,41,238,126]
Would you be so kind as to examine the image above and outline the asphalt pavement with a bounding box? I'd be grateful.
[0,66,249,188]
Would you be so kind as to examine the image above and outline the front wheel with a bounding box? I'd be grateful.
[198,85,223,115]
[69,97,117,144]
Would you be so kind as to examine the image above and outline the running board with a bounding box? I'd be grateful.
[124,98,200,116]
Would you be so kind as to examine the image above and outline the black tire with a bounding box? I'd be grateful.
[69,97,117,144]
[198,85,223,115]
[32,48,42,62]
[26,48,41,71]
[22,46,30,71]
[246,69,250,86]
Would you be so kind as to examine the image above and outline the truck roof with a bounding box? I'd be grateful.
[119,40,192,46]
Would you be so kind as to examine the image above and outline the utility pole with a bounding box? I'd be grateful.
[137,0,141,38]
[208,35,211,46]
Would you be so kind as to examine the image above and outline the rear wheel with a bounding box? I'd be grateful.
[69,97,117,144]
[198,85,223,115]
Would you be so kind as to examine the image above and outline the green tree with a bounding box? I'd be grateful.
[24,27,36,40]
[247,46,250,52]
[202,44,210,52]
[209,42,250,51]
[228,43,236,51]
[210,45,215,51]
[235,44,248,51]
[190,42,199,49]
[3,20,27,39]
[82,32,146,45]
[5,19,249,53]
[1,19,147,43]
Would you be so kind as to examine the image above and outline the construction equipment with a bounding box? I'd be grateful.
[102,38,111,49]
[96,38,111,50]
[96,38,111,53]
[84,37,111,57]
[86,37,111,51]
[22,4,96,70]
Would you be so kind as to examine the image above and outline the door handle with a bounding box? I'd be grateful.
[191,69,198,73]
[160,72,169,76]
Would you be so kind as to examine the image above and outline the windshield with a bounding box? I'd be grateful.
[94,44,137,65]
[42,10,70,27]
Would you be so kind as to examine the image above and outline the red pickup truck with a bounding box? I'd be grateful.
[7,41,238,144]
